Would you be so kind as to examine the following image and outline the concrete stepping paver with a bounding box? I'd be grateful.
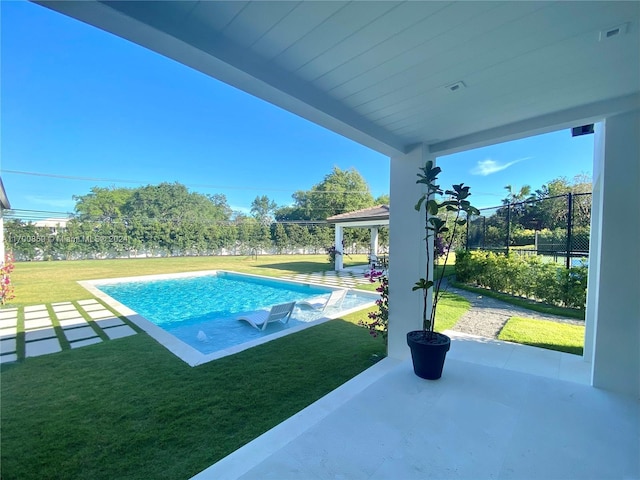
[95,317,125,329]
[0,309,19,319]
[0,327,17,338]
[103,325,136,339]
[24,310,51,320]
[8,302,137,360]
[0,318,17,328]
[25,328,57,342]
[77,299,99,305]
[80,304,107,312]
[24,318,53,330]
[70,337,103,349]
[1,337,16,354]
[55,310,83,320]
[87,310,114,320]
[63,326,98,342]
[25,338,62,357]
[23,305,47,313]
[52,305,77,313]
[59,318,88,329]
[0,353,17,363]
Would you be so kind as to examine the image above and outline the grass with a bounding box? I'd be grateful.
[7,254,369,307]
[434,292,471,331]
[498,316,585,355]
[451,281,585,320]
[1,318,386,480]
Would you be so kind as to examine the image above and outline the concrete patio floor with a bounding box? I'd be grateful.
[194,332,639,480]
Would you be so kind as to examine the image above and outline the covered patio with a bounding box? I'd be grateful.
[31,1,640,478]
[196,333,637,479]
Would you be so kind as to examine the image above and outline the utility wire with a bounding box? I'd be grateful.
[2,169,374,195]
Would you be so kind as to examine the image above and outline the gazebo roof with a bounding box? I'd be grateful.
[326,205,389,226]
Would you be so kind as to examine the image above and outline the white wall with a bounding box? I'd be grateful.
[588,110,640,397]
[388,144,431,359]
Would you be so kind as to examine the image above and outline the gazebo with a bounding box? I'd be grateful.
[326,205,389,271]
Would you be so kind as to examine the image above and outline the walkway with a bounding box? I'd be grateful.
[444,282,583,339]
[281,265,375,288]
[0,299,137,364]
[281,268,581,340]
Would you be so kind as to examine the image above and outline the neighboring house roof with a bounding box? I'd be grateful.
[0,177,11,210]
[326,205,389,225]
[34,218,72,228]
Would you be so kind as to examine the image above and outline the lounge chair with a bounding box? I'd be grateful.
[297,289,347,312]
[237,301,296,331]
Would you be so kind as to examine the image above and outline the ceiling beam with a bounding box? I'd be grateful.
[429,93,640,157]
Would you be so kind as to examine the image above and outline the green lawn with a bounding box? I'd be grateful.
[498,316,585,355]
[0,255,477,479]
[1,318,386,480]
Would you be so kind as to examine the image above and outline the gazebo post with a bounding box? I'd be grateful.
[334,224,344,271]
[370,227,379,259]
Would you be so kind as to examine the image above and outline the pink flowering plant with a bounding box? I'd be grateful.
[359,274,388,344]
[0,253,15,306]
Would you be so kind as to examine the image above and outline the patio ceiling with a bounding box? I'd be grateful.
[35,1,640,157]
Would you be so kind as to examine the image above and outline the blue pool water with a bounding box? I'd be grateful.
[97,272,373,355]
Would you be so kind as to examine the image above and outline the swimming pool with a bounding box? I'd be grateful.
[80,271,376,366]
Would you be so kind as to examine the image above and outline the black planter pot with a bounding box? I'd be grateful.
[406,331,451,380]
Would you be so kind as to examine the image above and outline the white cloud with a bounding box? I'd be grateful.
[471,157,532,176]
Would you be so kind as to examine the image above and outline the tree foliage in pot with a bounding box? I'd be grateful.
[407,161,479,379]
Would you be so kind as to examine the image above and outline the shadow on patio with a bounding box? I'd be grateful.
[194,332,639,479]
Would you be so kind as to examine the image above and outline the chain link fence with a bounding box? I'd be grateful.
[467,193,591,268]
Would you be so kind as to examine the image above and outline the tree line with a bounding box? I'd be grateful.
[5,166,590,262]
[6,167,389,261]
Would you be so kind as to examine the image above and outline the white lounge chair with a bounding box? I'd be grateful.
[298,289,347,312]
[237,301,296,331]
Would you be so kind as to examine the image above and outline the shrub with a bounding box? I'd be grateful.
[359,275,388,344]
[0,254,15,305]
[455,250,587,309]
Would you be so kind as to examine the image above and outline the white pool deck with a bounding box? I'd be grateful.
[193,331,639,480]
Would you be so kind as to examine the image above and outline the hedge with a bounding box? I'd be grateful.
[455,250,587,309]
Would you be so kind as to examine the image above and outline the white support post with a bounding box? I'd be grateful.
[587,110,640,397]
[388,144,431,359]
[334,224,344,271]
[370,227,379,258]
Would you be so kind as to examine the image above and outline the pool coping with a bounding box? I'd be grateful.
[79,270,377,367]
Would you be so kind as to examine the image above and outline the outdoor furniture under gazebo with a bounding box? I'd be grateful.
[326,205,389,271]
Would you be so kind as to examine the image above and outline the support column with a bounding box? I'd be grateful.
[587,110,640,396]
[370,227,379,257]
[388,144,431,359]
[334,224,344,271]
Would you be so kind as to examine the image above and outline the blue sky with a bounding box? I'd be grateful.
[1,1,594,220]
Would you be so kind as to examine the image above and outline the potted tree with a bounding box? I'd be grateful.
[407,161,479,379]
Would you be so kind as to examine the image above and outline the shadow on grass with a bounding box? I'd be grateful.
[0,319,385,480]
